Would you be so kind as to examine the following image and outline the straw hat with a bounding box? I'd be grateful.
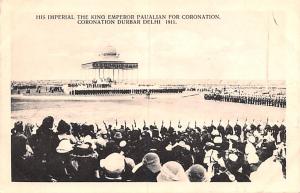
[157,161,189,182]
[213,136,223,144]
[56,139,73,153]
[100,153,125,177]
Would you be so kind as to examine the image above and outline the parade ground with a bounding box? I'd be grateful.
[11,93,285,126]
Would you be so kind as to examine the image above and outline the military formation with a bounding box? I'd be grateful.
[11,117,286,182]
[204,93,286,108]
[70,88,185,95]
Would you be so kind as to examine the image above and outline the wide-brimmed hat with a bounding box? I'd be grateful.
[142,152,161,173]
[157,161,189,182]
[186,164,207,182]
[100,153,125,177]
[228,135,239,141]
[56,139,73,153]
[76,143,90,149]
[213,136,223,144]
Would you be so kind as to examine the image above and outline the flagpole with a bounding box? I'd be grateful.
[266,13,269,91]
[266,12,278,92]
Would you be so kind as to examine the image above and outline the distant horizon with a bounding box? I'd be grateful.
[11,78,286,86]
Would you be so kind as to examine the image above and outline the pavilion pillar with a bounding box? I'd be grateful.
[118,69,120,83]
[123,70,126,82]
[136,68,139,84]
[101,65,103,80]
[113,69,115,81]
[128,69,130,83]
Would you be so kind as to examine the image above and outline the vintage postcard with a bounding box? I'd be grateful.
[1,0,300,193]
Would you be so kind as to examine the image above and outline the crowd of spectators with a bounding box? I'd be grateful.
[11,117,286,182]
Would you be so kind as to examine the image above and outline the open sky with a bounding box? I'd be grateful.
[10,0,288,81]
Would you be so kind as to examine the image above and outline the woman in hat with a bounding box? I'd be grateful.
[186,164,208,182]
[47,139,75,181]
[56,120,76,141]
[132,152,162,182]
[156,161,189,182]
[99,153,126,182]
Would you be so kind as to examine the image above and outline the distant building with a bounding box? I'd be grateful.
[81,46,138,82]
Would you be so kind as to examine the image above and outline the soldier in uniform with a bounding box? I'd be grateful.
[225,120,234,136]
[234,120,242,139]
[217,120,225,137]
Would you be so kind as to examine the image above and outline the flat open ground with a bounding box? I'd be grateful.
[11,93,285,127]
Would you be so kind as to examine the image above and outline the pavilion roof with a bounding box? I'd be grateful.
[82,61,138,69]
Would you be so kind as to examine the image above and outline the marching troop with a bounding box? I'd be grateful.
[70,88,185,96]
[11,117,286,182]
[204,93,286,108]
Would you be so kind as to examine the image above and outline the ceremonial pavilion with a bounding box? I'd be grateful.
[81,46,138,82]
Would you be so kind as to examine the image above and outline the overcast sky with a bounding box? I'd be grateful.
[10,0,287,81]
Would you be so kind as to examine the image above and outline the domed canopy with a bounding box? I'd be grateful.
[101,45,119,57]
[82,45,138,70]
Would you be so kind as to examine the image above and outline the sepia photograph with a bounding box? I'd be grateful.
[1,0,300,193]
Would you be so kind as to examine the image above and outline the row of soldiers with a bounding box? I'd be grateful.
[70,88,185,96]
[204,93,286,108]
